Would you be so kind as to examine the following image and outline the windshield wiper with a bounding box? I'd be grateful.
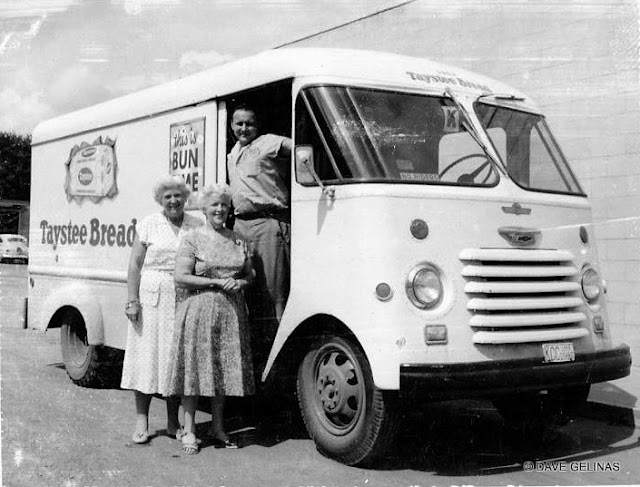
[444,88,507,175]
[477,93,526,102]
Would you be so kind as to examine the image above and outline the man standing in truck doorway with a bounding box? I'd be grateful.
[227,103,292,375]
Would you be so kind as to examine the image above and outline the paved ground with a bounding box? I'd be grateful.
[2,262,639,487]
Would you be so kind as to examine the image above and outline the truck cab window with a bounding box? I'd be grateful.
[295,85,500,186]
[475,102,583,195]
[295,94,349,183]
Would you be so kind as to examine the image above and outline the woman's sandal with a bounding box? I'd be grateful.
[131,431,150,445]
[211,437,238,449]
[169,426,187,440]
[181,433,199,454]
[206,432,238,449]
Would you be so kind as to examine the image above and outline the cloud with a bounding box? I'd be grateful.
[78,44,110,63]
[0,87,53,134]
[179,49,234,74]
[110,72,175,95]
[46,63,113,113]
[0,0,79,19]
[77,58,110,63]
[24,15,45,36]
[0,62,176,134]
[0,14,47,56]
[0,33,17,56]
[111,0,181,16]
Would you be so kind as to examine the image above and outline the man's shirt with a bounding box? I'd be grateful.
[227,133,289,216]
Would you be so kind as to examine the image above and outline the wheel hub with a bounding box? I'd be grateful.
[318,370,345,412]
[314,350,362,429]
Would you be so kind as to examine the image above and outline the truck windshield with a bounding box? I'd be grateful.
[474,102,584,195]
[296,86,499,186]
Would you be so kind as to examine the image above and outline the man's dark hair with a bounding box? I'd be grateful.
[232,102,260,120]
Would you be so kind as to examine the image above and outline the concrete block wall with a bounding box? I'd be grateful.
[293,1,640,338]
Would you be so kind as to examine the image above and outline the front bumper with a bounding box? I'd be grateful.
[400,344,631,399]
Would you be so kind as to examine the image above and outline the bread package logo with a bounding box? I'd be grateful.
[65,136,118,203]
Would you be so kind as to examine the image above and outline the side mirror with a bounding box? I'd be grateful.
[294,145,335,199]
[295,145,316,185]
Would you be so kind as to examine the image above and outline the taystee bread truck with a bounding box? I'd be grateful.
[29,48,631,466]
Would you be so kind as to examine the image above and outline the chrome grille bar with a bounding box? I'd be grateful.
[460,248,588,344]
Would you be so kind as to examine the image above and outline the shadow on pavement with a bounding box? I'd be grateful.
[196,395,639,469]
[370,399,638,474]
[221,394,308,448]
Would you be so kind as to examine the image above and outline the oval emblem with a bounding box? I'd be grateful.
[498,226,540,247]
[81,147,97,157]
[78,167,94,186]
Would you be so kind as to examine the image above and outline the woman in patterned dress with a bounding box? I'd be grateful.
[121,175,203,445]
[166,184,255,454]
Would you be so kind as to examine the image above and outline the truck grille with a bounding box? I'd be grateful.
[459,248,588,344]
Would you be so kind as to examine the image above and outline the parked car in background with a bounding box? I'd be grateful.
[0,234,29,264]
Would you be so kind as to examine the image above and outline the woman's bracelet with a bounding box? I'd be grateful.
[125,300,140,310]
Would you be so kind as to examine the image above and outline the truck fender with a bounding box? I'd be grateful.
[41,283,104,345]
[262,318,296,382]
[262,311,400,389]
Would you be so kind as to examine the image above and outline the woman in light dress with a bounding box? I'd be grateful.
[121,175,203,445]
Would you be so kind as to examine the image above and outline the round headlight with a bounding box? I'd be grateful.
[581,267,601,302]
[407,266,443,309]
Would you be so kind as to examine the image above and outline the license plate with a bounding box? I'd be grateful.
[542,342,575,363]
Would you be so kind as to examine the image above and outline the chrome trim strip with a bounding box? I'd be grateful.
[459,248,574,261]
[473,327,589,344]
[29,265,127,283]
[465,281,580,294]
[470,311,586,328]
[467,296,583,311]
[462,265,577,278]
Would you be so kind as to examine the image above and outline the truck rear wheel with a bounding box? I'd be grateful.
[297,335,398,466]
[60,309,121,388]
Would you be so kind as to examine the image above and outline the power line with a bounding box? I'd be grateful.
[274,0,418,49]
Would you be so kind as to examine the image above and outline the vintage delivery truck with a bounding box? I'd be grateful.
[29,48,632,466]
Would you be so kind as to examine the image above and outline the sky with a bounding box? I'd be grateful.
[0,0,408,135]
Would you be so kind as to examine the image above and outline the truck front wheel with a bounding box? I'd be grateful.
[297,335,398,466]
[60,309,121,388]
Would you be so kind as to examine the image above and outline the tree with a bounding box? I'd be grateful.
[0,131,31,201]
